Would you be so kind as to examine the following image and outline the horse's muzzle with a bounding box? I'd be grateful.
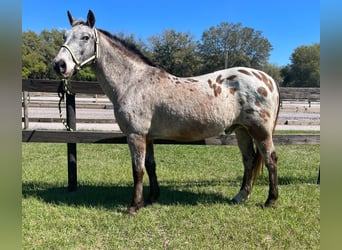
[53,59,67,75]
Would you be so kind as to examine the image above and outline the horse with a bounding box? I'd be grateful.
[53,10,280,215]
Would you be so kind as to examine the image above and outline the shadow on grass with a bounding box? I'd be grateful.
[22,181,234,210]
[22,174,318,210]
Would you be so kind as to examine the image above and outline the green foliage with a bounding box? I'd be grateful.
[22,143,320,249]
[22,31,47,79]
[281,43,320,87]
[198,22,272,73]
[72,67,97,81]
[148,29,201,76]
[22,29,64,79]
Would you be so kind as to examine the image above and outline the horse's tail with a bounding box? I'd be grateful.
[252,81,281,184]
[252,149,264,184]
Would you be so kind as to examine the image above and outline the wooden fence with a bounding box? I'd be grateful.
[22,79,320,190]
[279,87,320,107]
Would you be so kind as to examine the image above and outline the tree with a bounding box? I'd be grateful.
[148,30,201,76]
[198,22,272,74]
[39,29,65,79]
[22,31,46,79]
[281,43,320,87]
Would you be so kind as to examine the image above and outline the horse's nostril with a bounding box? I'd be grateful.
[59,61,66,73]
[53,60,67,74]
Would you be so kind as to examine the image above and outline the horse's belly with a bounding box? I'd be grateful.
[149,117,227,141]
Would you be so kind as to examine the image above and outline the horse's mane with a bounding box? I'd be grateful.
[97,28,156,67]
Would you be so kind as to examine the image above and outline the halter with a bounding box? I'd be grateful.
[61,28,99,71]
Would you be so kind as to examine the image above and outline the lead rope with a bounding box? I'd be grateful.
[58,79,75,131]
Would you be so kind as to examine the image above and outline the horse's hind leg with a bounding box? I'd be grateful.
[145,140,160,205]
[254,134,278,207]
[231,127,260,203]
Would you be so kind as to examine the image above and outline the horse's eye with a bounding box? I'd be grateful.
[81,36,90,41]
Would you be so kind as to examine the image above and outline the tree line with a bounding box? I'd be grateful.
[22,22,320,87]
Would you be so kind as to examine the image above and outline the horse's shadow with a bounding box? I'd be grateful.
[22,175,318,210]
[22,180,234,210]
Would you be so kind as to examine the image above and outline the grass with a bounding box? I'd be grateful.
[22,143,320,249]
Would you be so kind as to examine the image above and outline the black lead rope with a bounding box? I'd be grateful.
[58,79,75,131]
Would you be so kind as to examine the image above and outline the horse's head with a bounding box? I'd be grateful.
[53,10,98,78]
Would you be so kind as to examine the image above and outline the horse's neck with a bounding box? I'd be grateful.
[95,34,149,101]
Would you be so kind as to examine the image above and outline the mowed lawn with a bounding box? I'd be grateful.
[22,143,320,249]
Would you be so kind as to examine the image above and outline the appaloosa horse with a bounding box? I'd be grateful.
[53,10,280,215]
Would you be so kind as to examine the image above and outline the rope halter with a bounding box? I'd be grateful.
[61,28,99,71]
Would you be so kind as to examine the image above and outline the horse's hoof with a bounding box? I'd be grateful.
[229,198,241,205]
[126,207,138,216]
[144,200,154,207]
[145,196,159,206]
[264,199,276,208]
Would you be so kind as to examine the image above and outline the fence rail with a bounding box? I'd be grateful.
[22,130,320,145]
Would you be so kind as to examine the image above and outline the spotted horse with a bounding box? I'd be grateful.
[53,10,280,215]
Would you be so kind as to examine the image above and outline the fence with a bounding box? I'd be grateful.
[279,87,320,107]
[22,79,320,190]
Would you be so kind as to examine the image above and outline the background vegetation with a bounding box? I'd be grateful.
[22,22,320,87]
[22,143,320,249]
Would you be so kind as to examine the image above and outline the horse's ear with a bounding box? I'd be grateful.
[86,10,96,28]
[67,11,76,26]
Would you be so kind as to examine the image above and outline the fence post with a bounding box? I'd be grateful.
[66,92,77,191]
[22,91,29,129]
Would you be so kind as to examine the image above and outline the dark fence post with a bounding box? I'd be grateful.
[66,92,77,191]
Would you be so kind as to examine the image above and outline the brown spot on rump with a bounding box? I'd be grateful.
[214,86,222,97]
[216,75,224,84]
[208,80,222,97]
[227,75,237,80]
[238,69,252,76]
[257,87,268,97]
[255,101,261,107]
[208,79,213,88]
[259,109,271,122]
[229,87,236,95]
[252,71,262,81]
[258,71,274,92]
[175,81,181,84]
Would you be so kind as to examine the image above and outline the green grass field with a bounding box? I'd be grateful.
[22,143,320,249]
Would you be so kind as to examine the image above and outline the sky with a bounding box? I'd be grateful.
[22,0,320,66]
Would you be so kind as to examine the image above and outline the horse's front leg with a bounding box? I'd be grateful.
[127,133,147,215]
